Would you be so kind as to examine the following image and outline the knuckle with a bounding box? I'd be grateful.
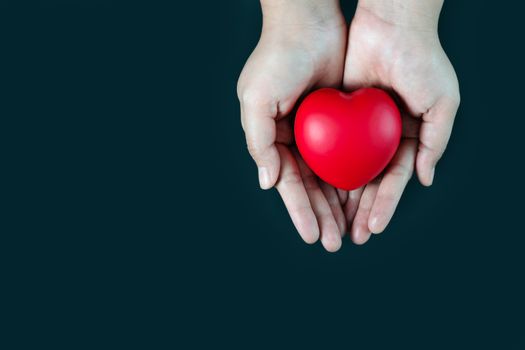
[246,141,265,159]
[240,89,273,110]
[240,88,261,105]
[433,145,446,160]
[376,191,398,204]
[388,163,414,179]
[281,172,303,188]
[419,142,444,162]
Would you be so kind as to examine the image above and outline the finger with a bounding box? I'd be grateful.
[416,96,460,186]
[368,139,417,234]
[344,187,364,229]
[319,182,347,237]
[275,144,320,244]
[350,181,380,245]
[337,189,348,206]
[294,152,342,252]
[240,96,280,190]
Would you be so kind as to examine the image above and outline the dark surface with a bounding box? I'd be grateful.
[1,1,523,348]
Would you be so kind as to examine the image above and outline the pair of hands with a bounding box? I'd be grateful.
[237,0,460,252]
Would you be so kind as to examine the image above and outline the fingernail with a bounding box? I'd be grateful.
[258,166,271,189]
[354,228,370,245]
[429,167,435,186]
[369,216,380,233]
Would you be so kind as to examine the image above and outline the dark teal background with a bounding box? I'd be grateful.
[1,1,523,348]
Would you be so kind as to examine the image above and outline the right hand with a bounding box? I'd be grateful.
[237,1,348,251]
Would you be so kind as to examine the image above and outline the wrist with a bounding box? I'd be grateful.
[261,0,344,30]
[357,0,443,31]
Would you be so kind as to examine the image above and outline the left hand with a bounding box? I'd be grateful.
[341,2,461,244]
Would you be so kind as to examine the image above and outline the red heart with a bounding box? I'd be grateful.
[294,88,402,191]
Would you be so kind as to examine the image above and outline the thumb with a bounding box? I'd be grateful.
[239,93,281,189]
[416,95,460,186]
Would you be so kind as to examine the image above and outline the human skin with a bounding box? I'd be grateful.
[237,0,348,252]
[237,0,460,250]
[341,0,460,244]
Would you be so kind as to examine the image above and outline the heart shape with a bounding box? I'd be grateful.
[294,88,402,190]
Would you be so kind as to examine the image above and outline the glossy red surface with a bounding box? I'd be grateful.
[294,88,402,190]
